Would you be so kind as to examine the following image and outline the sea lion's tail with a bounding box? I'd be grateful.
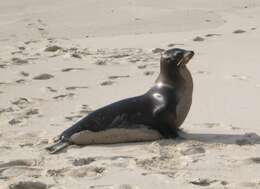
[45,140,69,154]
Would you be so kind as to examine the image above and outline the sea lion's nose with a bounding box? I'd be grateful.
[189,51,194,56]
[184,50,194,58]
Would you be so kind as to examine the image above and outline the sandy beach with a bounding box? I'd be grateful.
[1,0,260,188]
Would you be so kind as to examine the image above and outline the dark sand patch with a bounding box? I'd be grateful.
[33,74,54,80]
[193,36,205,42]
[100,80,114,86]
[108,75,130,80]
[61,68,85,72]
[144,71,155,76]
[233,29,246,34]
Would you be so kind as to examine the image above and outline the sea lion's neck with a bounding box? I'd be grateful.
[156,65,193,89]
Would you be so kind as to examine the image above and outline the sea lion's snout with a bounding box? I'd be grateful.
[182,50,194,64]
[161,48,195,66]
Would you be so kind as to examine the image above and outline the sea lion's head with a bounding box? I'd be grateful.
[161,48,194,68]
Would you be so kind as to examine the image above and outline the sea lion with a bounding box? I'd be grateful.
[46,48,194,154]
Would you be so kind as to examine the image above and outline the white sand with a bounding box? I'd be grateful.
[1,0,260,188]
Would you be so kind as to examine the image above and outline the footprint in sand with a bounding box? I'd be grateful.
[65,86,88,91]
[71,53,82,59]
[0,64,7,68]
[137,65,147,69]
[15,79,27,84]
[90,185,114,189]
[46,166,105,177]
[118,185,142,189]
[180,146,206,156]
[11,57,29,65]
[24,40,39,45]
[128,58,141,64]
[20,71,30,77]
[193,36,205,42]
[194,70,210,75]
[144,71,155,76]
[25,108,39,116]
[108,75,130,80]
[100,80,115,86]
[190,178,217,186]
[1,167,42,178]
[72,157,96,166]
[8,118,22,126]
[108,54,130,59]
[44,45,62,52]
[0,159,37,168]
[65,115,82,121]
[233,29,246,34]
[239,182,260,188]
[142,171,175,178]
[36,19,49,37]
[152,48,165,54]
[12,98,30,109]
[61,68,85,72]
[168,43,184,47]
[0,159,41,179]
[79,104,93,114]
[46,86,57,93]
[205,33,222,37]
[53,93,75,100]
[0,107,14,115]
[8,180,47,189]
[33,74,54,80]
[95,60,107,66]
[90,184,141,189]
[202,122,221,128]
[229,125,241,130]
[65,105,92,121]
[246,157,260,164]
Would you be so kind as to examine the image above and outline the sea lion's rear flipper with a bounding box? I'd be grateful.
[45,140,69,154]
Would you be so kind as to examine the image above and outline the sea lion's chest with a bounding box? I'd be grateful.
[175,67,193,127]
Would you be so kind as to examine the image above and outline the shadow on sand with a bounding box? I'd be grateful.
[179,132,260,145]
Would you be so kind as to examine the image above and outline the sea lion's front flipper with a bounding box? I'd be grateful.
[45,140,69,154]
